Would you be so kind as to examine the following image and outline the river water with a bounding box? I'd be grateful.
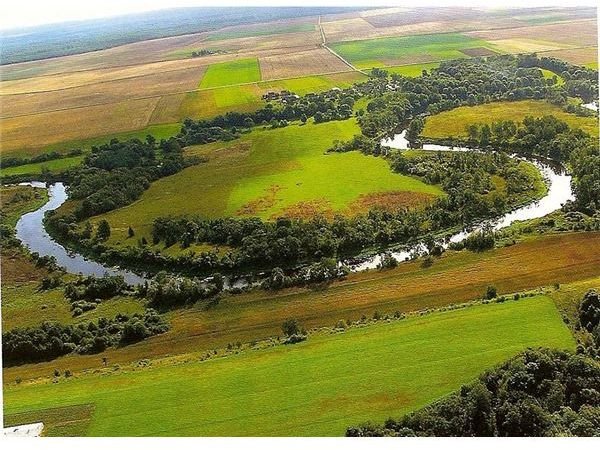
[13,130,574,281]
[15,182,145,285]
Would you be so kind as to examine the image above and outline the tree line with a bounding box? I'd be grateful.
[3,309,168,367]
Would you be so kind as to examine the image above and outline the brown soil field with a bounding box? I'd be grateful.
[148,93,187,125]
[1,66,205,119]
[1,97,159,155]
[6,231,599,383]
[540,46,599,65]
[467,19,598,47]
[361,7,482,28]
[460,47,499,57]
[349,191,435,214]
[259,47,350,79]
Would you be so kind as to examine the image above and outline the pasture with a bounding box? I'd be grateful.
[3,296,574,436]
[6,232,598,382]
[93,119,442,241]
[329,33,494,68]
[422,100,599,139]
[384,62,440,77]
[199,58,262,88]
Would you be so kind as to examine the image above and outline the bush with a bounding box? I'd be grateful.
[486,285,497,299]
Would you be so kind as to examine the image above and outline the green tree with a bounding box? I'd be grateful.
[96,220,111,241]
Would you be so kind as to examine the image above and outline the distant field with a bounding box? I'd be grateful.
[1,98,163,157]
[383,62,441,77]
[206,22,316,41]
[180,72,366,119]
[422,100,599,139]
[0,123,181,159]
[199,58,261,88]
[94,119,441,241]
[259,48,349,79]
[330,33,494,68]
[3,296,574,436]
[541,47,599,66]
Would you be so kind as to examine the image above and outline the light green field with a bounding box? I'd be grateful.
[199,58,261,88]
[330,33,494,69]
[422,100,599,139]
[3,296,574,436]
[94,119,442,242]
[540,68,564,85]
[1,155,85,178]
[206,22,315,41]
[584,62,598,69]
[384,62,441,77]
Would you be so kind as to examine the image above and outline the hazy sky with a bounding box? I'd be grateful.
[2,0,597,31]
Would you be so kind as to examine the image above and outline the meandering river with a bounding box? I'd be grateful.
[13,130,574,282]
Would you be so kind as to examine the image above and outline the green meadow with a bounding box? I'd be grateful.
[539,68,564,85]
[199,58,261,88]
[423,100,599,139]
[95,119,442,242]
[3,296,574,436]
[330,33,493,69]
[383,62,441,77]
[1,155,85,178]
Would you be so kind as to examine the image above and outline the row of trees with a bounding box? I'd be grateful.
[347,348,600,436]
[2,309,168,366]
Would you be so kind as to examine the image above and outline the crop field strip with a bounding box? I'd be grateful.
[5,231,598,383]
[3,296,574,436]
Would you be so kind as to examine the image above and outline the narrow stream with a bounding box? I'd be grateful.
[13,130,574,283]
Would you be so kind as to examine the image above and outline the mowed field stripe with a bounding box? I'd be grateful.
[4,296,574,436]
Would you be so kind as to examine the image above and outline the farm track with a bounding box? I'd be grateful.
[318,15,367,75]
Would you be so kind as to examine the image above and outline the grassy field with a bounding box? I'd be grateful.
[1,156,85,178]
[383,62,441,77]
[330,33,494,68]
[92,119,442,241]
[3,296,574,436]
[539,68,565,85]
[199,58,261,88]
[422,100,599,139]
[6,232,598,383]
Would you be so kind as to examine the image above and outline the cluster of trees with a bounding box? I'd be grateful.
[261,259,348,290]
[139,272,224,310]
[281,318,307,344]
[578,289,600,355]
[64,274,128,316]
[52,137,190,221]
[2,309,168,366]
[178,87,361,146]
[191,49,217,57]
[347,348,600,436]
[518,54,598,103]
[570,143,600,214]
[464,115,593,163]
[0,148,83,169]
